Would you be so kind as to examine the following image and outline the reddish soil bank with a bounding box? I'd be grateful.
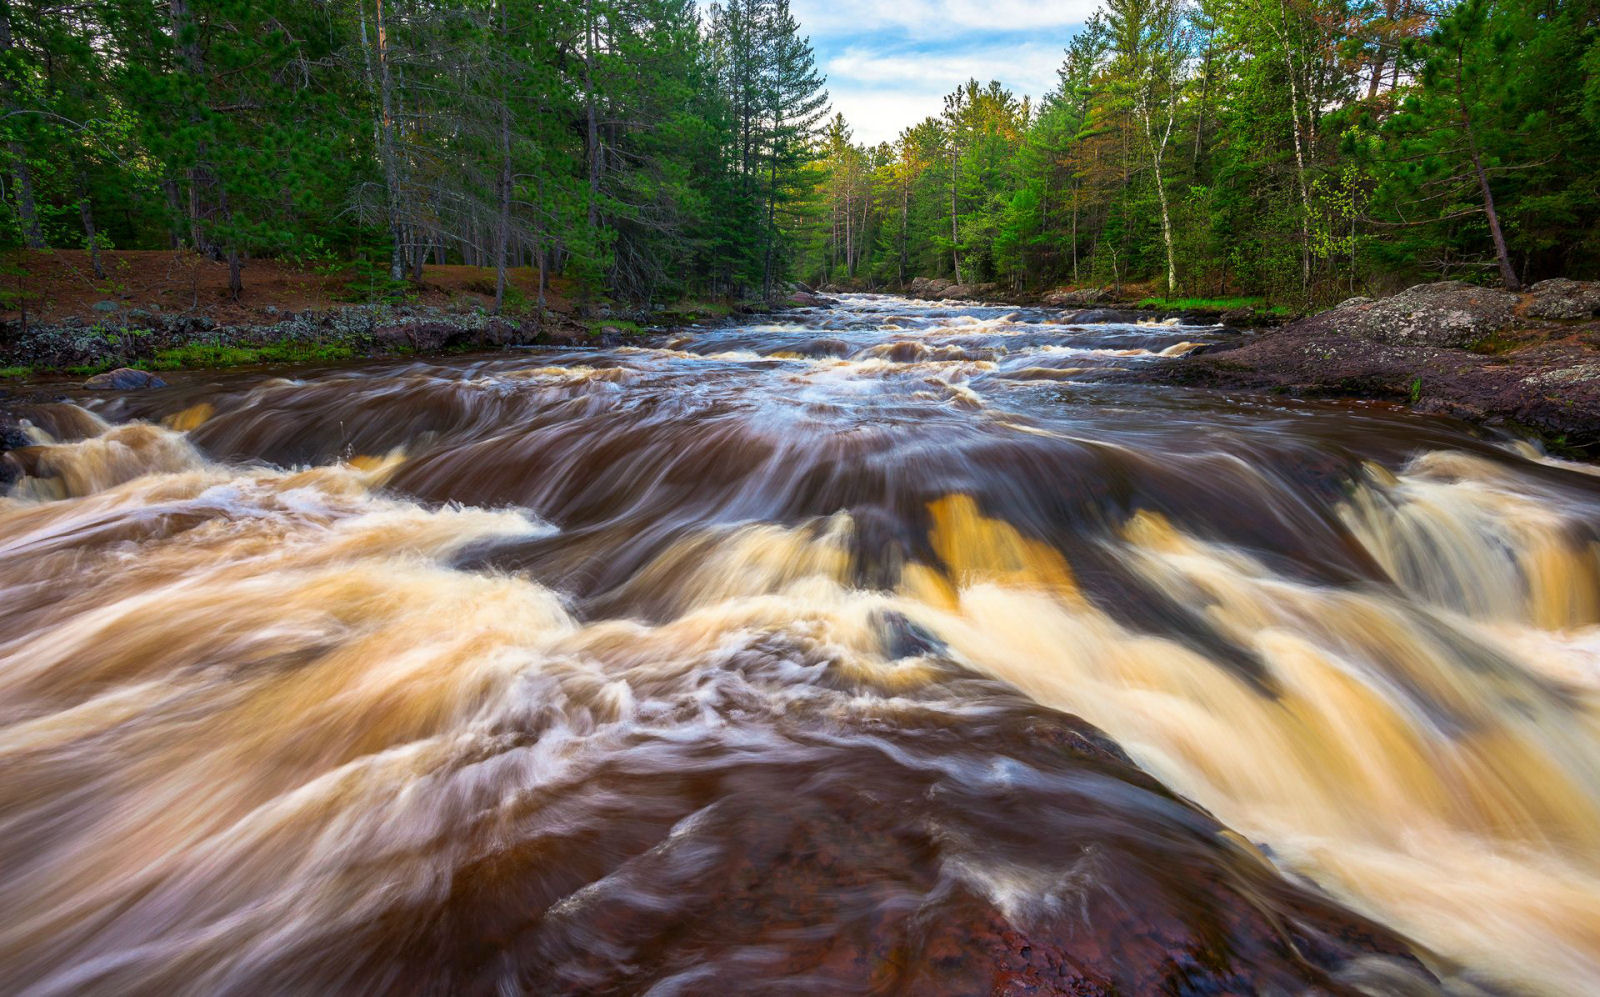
[0,249,573,326]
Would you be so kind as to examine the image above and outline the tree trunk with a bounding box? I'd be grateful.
[1070,179,1079,285]
[78,173,103,279]
[1142,101,1178,295]
[1192,31,1214,169]
[364,0,405,283]
[585,2,600,233]
[1276,7,1314,293]
[763,127,780,301]
[949,142,961,283]
[162,180,185,248]
[494,103,512,313]
[1457,54,1520,291]
[844,174,854,280]
[898,177,908,287]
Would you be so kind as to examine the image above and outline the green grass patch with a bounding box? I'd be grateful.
[0,365,32,379]
[145,341,357,371]
[658,300,734,324]
[1467,332,1522,355]
[1137,295,1294,316]
[585,318,643,337]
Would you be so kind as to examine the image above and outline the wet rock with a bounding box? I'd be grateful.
[82,368,166,391]
[787,337,852,358]
[1060,307,1148,325]
[941,283,999,300]
[1293,281,1519,349]
[1,423,31,452]
[1527,278,1600,320]
[419,701,1438,997]
[1109,321,1600,454]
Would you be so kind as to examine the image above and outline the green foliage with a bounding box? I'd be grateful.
[1135,295,1285,312]
[0,0,824,309]
[793,0,1600,304]
[0,0,1592,315]
[146,341,356,370]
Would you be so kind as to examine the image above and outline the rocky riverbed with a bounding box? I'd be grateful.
[834,276,1600,456]
[1104,280,1600,455]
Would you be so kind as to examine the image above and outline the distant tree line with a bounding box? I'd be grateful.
[801,0,1600,303]
[0,0,827,306]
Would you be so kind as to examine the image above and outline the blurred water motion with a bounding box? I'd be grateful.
[3,294,1599,995]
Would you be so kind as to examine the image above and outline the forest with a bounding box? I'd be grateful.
[0,0,827,309]
[804,0,1600,304]
[2,0,1598,309]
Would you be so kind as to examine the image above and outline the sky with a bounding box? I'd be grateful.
[781,1,1099,146]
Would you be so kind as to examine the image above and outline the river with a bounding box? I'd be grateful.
[3,294,1599,995]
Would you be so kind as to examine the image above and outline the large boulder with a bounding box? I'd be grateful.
[905,277,954,299]
[82,367,167,391]
[1042,287,1111,307]
[1297,281,1519,348]
[1526,278,1600,320]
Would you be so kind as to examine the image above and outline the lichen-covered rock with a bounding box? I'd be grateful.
[1526,278,1600,320]
[82,368,166,391]
[1042,287,1110,307]
[905,276,954,299]
[1296,281,1519,348]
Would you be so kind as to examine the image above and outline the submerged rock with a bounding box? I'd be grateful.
[82,368,167,391]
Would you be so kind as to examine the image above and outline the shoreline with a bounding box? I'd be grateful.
[8,281,1600,461]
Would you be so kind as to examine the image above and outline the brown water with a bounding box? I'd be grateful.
[3,294,1600,995]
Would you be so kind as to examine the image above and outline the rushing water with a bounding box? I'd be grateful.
[3,294,1600,995]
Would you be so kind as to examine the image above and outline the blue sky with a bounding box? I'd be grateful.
[783,1,1100,145]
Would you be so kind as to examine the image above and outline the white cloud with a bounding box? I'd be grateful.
[692,0,1094,145]
[826,91,947,145]
[823,41,1069,144]
[825,42,1065,91]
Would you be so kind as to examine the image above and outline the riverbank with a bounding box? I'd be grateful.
[0,249,750,382]
[827,275,1600,456]
[1098,280,1600,457]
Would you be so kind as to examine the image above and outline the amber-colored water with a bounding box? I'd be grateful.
[4,295,1599,995]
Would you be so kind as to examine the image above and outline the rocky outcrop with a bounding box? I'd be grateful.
[1042,286,1112,307]
[1526,278,1600,320]
[905,276,954,299]
[1290,281,1519,348]
[1106,280,1600,454]
[1,303,582,374]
